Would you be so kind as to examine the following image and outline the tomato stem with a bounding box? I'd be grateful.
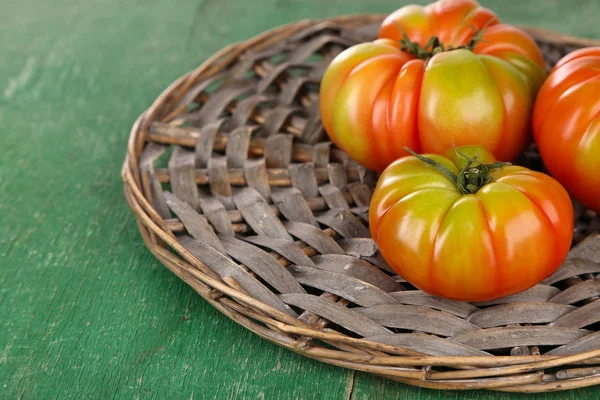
[394,19,494,60]
[404,146,507,195]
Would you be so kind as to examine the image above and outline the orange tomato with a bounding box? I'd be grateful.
[533,47,600,212]
[320,0,546,172]
[369,146,573,302]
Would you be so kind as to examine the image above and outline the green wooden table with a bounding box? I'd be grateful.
[2,1,600,398]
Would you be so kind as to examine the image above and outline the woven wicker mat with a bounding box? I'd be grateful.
[122,15,600,392]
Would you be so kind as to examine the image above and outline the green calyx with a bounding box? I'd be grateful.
[404,146,508,195]
[395,19,494,60]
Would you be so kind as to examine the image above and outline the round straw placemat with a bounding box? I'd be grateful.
[122,15,600,392]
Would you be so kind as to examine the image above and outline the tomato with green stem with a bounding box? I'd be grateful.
[320,0,546,172]
[533,47,600,213]
[369,146,573,302]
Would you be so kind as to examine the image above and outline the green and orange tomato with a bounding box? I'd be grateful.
[369,146,573,302]
[533,47,600,213]
[320,0,546,172]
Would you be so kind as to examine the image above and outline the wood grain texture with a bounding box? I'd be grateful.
[2,0,600,399]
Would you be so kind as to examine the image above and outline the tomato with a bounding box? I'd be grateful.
[369,146,573,302]
[320,0,546,172]
[533,47,600,213]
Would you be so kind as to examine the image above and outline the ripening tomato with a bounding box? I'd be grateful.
[533,47,600,213]
[369,146,573,302]
[320,0,547,172]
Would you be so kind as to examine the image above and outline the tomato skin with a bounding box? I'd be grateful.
[533,47,600,213]
[320,0,546,172]
[369,146,573,302]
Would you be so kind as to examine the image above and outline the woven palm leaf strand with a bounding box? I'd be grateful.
[122,15,600,392]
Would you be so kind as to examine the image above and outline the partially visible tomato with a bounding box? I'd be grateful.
[320,0,546,172]
[533,47,600,213]
[369,145,573,302]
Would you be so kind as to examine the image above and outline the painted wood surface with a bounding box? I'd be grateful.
[2,0,600,398]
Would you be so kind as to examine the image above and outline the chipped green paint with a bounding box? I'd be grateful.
[1,0,600,398]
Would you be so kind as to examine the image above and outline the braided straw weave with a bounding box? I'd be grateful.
[122,15,600,392]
